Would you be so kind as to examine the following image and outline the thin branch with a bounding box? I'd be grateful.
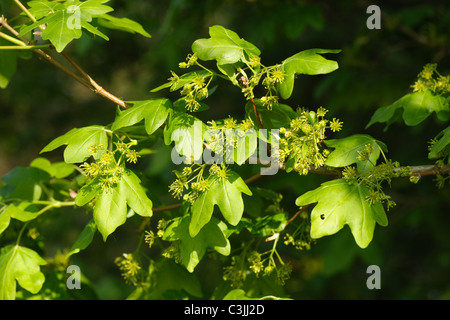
[285,204,311,228]
[400,164,450,177]
[0,15,130,109]
[61,51,131,109]
[0,44,51,50]
[152,203,182,213]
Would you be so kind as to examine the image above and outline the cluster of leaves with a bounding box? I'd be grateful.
[1,0,448,300]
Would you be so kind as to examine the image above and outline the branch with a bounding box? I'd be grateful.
[401,164,450,177]
[0,15,130,109]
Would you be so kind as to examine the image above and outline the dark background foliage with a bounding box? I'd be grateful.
[1,0,449,299]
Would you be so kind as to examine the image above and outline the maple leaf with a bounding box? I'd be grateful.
[296,179,388,248]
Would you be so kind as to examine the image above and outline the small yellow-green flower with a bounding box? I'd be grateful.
[329,118,343,132]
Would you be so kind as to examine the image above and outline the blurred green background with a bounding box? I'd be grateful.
[1,0,450,299]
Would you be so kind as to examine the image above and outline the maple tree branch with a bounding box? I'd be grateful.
[0,15,130,109]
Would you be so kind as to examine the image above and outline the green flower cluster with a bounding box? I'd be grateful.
[278,107,342,175]
[168,163,229,203]
[412,63,450,94]
[114,253,142,286]
[342,160,413,210]
[80,140,140,192]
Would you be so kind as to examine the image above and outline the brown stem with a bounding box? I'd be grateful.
[399,164,450,177]
[152,203,182,213]
[240,75,264,129]
[285,204,311,227]
[0,15,130,109]
[61,51,131,109]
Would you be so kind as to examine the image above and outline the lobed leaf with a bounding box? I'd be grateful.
[40,126,108,163]
[163,216,230,272]
[192,25,260,65]
[111,98,172,135]
[277,48,341,99]
[0,245,47,300]
[296,179,388,248]
[366,89,450,128]
[325,134,387,174]
[189,171,252,237]
[164,112,207,161]
[91,170,153,241]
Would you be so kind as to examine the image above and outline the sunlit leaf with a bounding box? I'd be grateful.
[0,245,47,300]
[163,216,230,272]
[296,179,388,248]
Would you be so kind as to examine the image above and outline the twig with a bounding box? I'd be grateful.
[0,15,130,109]
[152,203,182,213]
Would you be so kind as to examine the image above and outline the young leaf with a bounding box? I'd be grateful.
[20,0,114,52]
[0,39,22,89]
[277,48,341,99]
[1,166,50,201]
[366,89,450,128]
[30,157,75,179]
[119,169,153,217]
[75,177,102,206]
[189,171,252,237]
[40,126,108,163]
[92,170,153,241]
[164,112,206,161]
[295,179,388,248]
[93,182,127,241]
[97,14,151,38]
[192,25,260,65]
[163,216,230,272]
[429,126,450,160]
[325,134,387,174]
[0,245,47,300]
[111,98,172,135]
[245,100,297,130]
[66,219,97,258]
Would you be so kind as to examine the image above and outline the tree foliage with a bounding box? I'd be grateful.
[0,0,450,300]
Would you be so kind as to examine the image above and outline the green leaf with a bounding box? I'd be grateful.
[143,259,203,299]
[40,9,83,52]
[119,169,153,217]
[0,38,21,89]
[1,166,50,201]
[295,179,388,248]
[240,212,287,237]
[75,177,102,206]
[233,129,258,165]
[223,289,255,300]
[366,90,450,128]
[325,134,387,174]
[40,126,108,163]
[0,245,47,300]
[97,14,151,38]
[245,100,297,130]
[30,157,75,179]
[111,99,172,135]
[189,171,252,237]
[66,219,97,258]
[20,0,115,52]
[164,112,206,161]
[277,48,341,99]
[93,182,127,241]
[192,25,260,65]
[92,170,153,241]
[163,216,230,272]
[429,126,450,159]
